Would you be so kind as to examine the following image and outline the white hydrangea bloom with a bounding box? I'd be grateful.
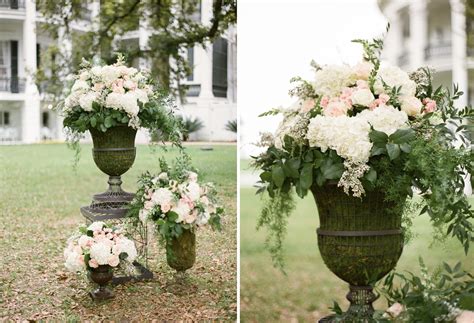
[100,65,121,84]
[78,91,98,111]
[196,212,211,225]
[114,238,137,262]
[134,88,149,104]
[151,188,174,206]
[64,250,84,272]
[121,92,140,116]
[358,105,409,135]
[172,199,191,223]
[71,80,89,92]
[374,64,417,97]
[105,92,123,110]
[90,241,112,265]
[307,115,373,164]
[314,65,355,97]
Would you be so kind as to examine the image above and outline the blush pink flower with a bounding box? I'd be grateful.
[161,203,172,213]
[320,96,330,108]
[422,98,437,113]
[300,99,315,113]
[89,258,99,268]
[112,79,125,94]
[356,80,369,89]
[93,82,105,91]
[107,254,120,267]
[323,100,349,117]
[180,196,194,210]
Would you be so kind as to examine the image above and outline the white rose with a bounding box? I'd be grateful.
[186,182,201,201]
[385,302,404,318]
[151,188,174,206]
[351,88,375,107]
[457,311,474,323]
[87,221,105,232]
[400,96,422,117]
[188,171,198,182]
[71,80,89,92]
[352,61,373,80]
[157,172,168,181]
[79,71,89,81]
[78,91,98,111]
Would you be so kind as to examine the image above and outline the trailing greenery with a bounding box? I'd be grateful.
[381,258,474,322]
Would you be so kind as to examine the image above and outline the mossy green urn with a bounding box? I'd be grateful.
[312,182,405,322]
[166,229,196,272]
[89,126,137,202]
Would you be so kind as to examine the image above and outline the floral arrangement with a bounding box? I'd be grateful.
[54,56,182,151]
[128,155,224,243]
[380,258,474,322]
[64,221,138,272]
[253,35,473,268]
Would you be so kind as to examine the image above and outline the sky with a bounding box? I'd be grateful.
[238,0,388,158]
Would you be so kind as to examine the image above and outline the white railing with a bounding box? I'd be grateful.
[0,127,19,141]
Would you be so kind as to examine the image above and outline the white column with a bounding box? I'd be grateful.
[197,0,214,99]
[226,27,237,102]
[90,0,100,64]
[409,0,427,69]
[138,10,151,71]
[450,0,471,195]
[21,0,40,143]
[385,7,403,65]
[55,26,72,141]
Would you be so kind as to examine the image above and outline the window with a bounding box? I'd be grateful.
[42,111,49,127]
[212,37,228,98]
[0,111,10,126]
[0,41,9,78]
[187,46,194,81]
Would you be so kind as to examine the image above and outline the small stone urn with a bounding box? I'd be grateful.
[166,229,196,272]
[88,265,114,301]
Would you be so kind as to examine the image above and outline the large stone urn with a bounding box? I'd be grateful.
[311,182,405,322]
[89,126,137,204]
[166,229,196,272]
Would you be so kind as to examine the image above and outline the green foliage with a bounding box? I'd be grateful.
[380,258,474,322]
[35,0,237,101]
[225,119,238,133]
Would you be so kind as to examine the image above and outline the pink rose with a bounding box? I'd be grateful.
[123,80,137,90]
[300,99,315,113]
[323,100,349,117]
[356,80,369,89]
[422,98,437,113]
[379,93,390,103]
[89,258,99,268]
[320,96,330,108]
[79,255,85,265]
[93,82,105,91]
[161,203,171,213]
[112,79,125,94]
[107,254,120,267]
[144,200,154,210]
[200,196,209,206]
[180,197,194,209]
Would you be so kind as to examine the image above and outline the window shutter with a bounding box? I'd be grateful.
[10,40,18,93]
[212,37,228,98]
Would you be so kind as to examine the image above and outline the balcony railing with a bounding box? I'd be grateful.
[425,43,452,60]
[0,0,25,9]
[0,77,26,93]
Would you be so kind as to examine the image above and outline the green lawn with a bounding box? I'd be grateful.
[0,143,236,321]
[240,186,474,322]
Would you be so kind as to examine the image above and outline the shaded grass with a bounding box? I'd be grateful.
[240,187,474,322]
[0,143,236,321]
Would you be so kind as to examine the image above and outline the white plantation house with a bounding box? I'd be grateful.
[0,0,236,143]
[378,0,472,108]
